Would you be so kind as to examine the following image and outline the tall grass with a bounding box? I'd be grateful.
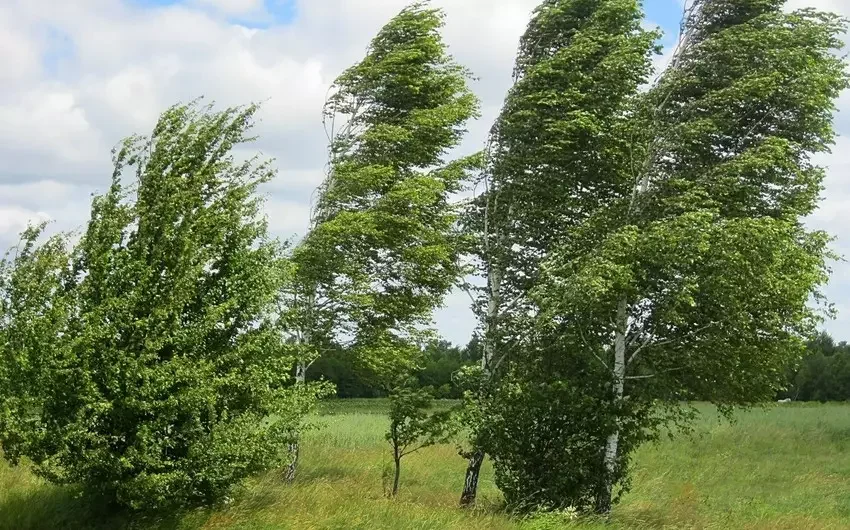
[1,402,849,529]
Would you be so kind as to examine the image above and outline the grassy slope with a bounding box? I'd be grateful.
[2,401,850,529]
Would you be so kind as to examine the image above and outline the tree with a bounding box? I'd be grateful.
[417,340,470,398]
[284,0,479,478]
[458,0,659,506]
[0,224,73,465]
[525,0,847,513]
[0,101,324,510]
[385,387,454,497]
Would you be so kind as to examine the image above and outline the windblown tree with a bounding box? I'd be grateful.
[458,0,659,507]
[284,0,480,479]
[0,102,323,510]
[519,0,847,514]
[0,225,73,462]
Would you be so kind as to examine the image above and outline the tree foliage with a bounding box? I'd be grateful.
[0,102,324,510]
[470,0,848,514]
[780,331,850,402]
[385,387,455,497]
[462,0,660,510]
[290,1,481,387]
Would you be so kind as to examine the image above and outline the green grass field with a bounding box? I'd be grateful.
[2,400,850,530]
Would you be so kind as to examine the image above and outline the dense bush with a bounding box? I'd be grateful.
[479,340,661,513]
[0,102,325,510]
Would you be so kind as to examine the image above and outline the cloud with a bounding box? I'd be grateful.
[0,206,51,240]
[0,0,847,344]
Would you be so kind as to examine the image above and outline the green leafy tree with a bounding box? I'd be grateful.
[526,0,847,513]
[284,0,479,478]
[385,387,455,497]
[0,101,325,510]
[0,225,73,463]
[459,0,659,507]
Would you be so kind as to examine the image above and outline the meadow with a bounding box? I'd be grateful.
[2,400,850,530]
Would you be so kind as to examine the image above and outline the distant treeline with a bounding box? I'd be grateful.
[309,337,482,399]
[779,332,850,402]
[313,330,850,403]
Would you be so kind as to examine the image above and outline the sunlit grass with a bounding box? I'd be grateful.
[2,401,850,529]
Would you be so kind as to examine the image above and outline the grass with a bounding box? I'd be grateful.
[2,401,850,529]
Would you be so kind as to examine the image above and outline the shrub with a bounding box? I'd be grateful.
[0,102,326,510]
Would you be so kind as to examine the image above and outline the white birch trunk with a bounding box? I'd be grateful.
[482,266,502,374]
[287,291,314,483]
[598,296,627,514]
[295,361,306,385]
[286,356,306,483]
[461,263,502,507]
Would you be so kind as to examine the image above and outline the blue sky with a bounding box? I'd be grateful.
[644,0,688,35]
[132,0,298,27]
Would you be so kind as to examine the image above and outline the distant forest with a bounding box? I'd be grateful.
[311,331,850,402]
[778,332,850,402]
[309,337,482,399]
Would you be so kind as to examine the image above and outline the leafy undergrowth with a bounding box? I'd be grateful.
[2,402,850,529]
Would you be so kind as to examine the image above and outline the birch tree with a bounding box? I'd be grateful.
[458,0,659,506]
[285,0,479,478]
[523,0,847,514]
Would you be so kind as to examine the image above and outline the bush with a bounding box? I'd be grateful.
[0,102,325,510]
[478,342,659,514]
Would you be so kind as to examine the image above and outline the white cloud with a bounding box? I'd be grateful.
[0,0,848,344]
[0,206,51,239]
[0,15,40,83]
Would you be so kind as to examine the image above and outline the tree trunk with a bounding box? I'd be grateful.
[392,455,401,497]
[459,264,500,507]
[295,361,307,385]
[285,439,299,483]
[286,360,307,483]
[460,450,485,507]
[482,266,501,375]
[597,297,627,514]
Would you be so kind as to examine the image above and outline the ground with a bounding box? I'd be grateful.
[2,400,849,529]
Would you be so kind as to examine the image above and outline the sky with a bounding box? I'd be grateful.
[0,0,848,345]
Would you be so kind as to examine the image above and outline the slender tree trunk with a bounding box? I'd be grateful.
[286,359,308,482]
[295,361,307,384]
[285,437,300,482]
[460,265,502,507]
[392,453,402,497]
[460,450,485,507]
[597,297,628,514]
[482,266,501,375]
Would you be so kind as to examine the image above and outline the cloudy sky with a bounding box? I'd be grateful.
[1,0,847,344]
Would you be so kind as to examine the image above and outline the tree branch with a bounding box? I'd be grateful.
[626,322,716,366]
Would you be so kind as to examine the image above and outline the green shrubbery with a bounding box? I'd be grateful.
[0,103,325,510]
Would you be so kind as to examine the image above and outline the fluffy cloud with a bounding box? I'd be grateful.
[0,0,847,343]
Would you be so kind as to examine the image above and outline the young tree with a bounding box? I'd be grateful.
[385,387,454,497]
[529,0,848,513]
[284,0,480,479]
[0,101,324,510]
[458,0,659,506]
